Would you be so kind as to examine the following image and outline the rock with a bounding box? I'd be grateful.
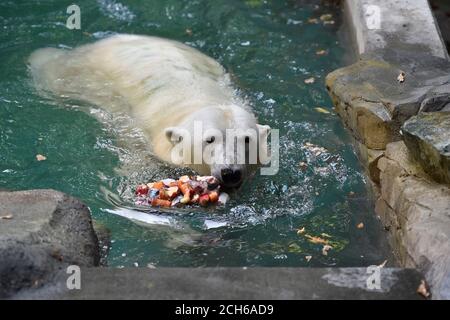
[0,190,100,298]
[326,55,450,150]
[402,112,450,184]
[354,138,384,184]
[326,59,397,150]
[375,141,450,299]
[92,221,111,267]
[419,84,450,113]
[431,0,450,53]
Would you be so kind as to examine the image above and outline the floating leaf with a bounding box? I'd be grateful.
[288,242,302,253]
[304,234,329,245]
[305,255,312,262]
[36,154,47,161]
[298,162,308,171]
[315,107,330,114]
[316,49,327,56]
[322,244,333,256]
[357,222,364,229]
[417,280,430,298]
[297,227,306,235]
[245,0,263,8]
[327,239,349,252]
[378,260,388,268]
[304,77,315,84]
[0,214,13,220]
[320,14,333,21]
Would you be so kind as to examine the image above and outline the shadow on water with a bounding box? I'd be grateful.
[0,0,393,267]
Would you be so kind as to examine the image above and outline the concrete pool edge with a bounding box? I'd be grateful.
[13,267,424,300]
[326,0,450,299]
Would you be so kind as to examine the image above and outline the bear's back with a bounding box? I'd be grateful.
[30,35,236,119]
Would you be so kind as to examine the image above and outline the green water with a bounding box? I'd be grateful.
[0,0,392,267]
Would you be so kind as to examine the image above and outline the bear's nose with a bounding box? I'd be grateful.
[221,168,242,186]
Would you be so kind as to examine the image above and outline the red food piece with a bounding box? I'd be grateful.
[178,181,193,204]
[152,181,164,190]
[178,181,192,193]
[151,198,171,207]
[190,180,207,194]
[166,186,180,199]
[208,191,219,203]
[191,194,200,204]
[179,175,190,183]
[158,189,170,200]
[199,194,210,207]
[135,184,149,196]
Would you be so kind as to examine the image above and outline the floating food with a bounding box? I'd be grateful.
[135,175,229,208]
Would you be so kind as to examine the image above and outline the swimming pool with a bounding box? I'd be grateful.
[0,0,392,267]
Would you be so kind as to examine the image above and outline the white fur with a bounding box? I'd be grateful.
[29,34,266,178]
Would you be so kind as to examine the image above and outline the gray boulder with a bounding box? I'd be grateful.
[0,189,100,298]
[402,112,450,185]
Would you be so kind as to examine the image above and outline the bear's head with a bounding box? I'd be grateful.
[163,105,271,188]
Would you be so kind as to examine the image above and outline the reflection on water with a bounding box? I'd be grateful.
[0,0,393,267]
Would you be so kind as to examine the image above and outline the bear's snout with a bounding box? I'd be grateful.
[221,167,242,186]
[211,164,246,188]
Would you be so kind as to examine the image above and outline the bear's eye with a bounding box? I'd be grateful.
[205,136,215,144]
[177,136,183,143]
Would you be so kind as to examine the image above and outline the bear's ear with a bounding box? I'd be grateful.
[256,124,271,138]
[165,127,184,144]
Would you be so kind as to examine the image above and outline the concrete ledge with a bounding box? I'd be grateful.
[13,268,425,300]
[345,0,448,59]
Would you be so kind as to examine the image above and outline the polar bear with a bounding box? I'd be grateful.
[28,34,270,187]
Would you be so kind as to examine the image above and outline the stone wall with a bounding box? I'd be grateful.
[327,0,450,299]
[0,190,101,298]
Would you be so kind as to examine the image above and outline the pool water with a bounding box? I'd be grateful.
[0,0,392,267]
